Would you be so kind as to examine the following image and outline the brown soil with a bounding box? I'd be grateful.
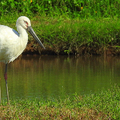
[23,42,120,56]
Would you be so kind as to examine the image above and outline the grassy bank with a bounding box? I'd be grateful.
[1,14,120,56]
[1,1,120,55]
[0,85,120,119]
[33,16,120,55]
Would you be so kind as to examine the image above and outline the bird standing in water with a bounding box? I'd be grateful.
[0,16,45,104]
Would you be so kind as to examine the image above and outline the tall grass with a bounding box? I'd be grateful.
[32,17,120,55]
[0,15,120,55]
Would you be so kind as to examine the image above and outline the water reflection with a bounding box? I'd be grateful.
[0,55,120,101]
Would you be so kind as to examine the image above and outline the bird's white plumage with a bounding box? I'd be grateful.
[0,16,45,104]
[0,16,31,63]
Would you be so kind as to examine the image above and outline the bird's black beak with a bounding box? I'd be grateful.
[27,26,45,49]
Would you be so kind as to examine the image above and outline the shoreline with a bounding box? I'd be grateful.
[23,43,120,56]
[0,85,119,119]
[1,16,120,56]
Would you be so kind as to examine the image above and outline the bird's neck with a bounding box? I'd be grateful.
[17,25,28,42]
[17,25,28,52]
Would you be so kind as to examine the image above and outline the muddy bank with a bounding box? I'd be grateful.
[23,42,120,56]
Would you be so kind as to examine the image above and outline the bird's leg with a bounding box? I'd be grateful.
[4,64,9,104]
[0,78,1,104]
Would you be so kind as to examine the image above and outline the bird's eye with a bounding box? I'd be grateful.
[24,21,28,25]
[24,21,28,27]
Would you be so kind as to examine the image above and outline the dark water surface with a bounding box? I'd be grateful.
[0,55,120,101]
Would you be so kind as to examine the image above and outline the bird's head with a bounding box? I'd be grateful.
[16,16,45,49]
[16,16,31,29]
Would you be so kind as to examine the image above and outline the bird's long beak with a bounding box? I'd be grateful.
[27,26,45,49]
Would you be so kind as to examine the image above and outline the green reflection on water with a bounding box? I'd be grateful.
[0,55,120,101]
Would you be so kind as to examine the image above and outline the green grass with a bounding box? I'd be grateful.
[1,0,120,18]
[1,1,120,55]
[0,15,120,54]
[38,17,120,55]
[1,14,120,55]
[0,85,120,119]
[0,14,120,55]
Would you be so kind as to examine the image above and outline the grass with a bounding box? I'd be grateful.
[37,17,120,55]
[0,85,120,119]
[1,14,120,55]
[0,1,120,55]
[1,0,120,18]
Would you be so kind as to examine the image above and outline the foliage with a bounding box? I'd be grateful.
[0,0,120,18]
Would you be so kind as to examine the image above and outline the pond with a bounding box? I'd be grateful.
[0,55,120,101]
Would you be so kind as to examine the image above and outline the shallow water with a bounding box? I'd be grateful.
[0,55,120,101]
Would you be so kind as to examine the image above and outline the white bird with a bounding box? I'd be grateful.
[0,16,45,104]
